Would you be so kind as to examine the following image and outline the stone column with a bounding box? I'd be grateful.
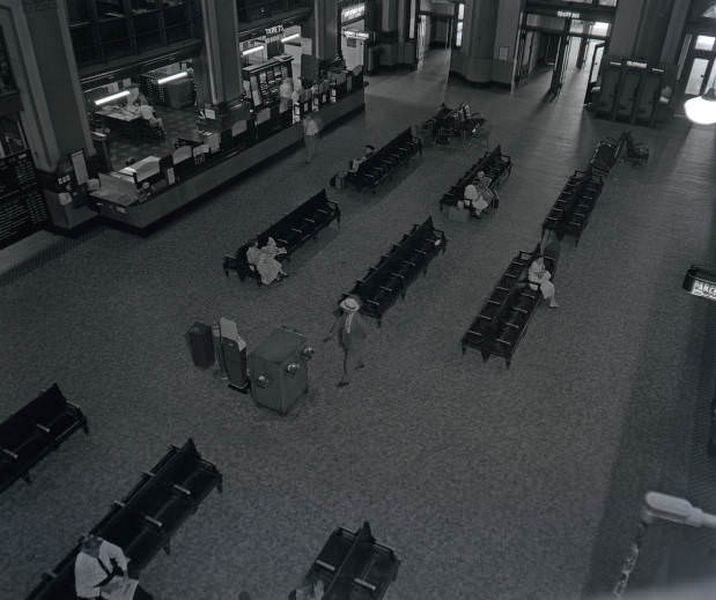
[194,0,242,114]
[0,0,95,173]
[313,0,338,62]
[610,0,691,65]
[450,0,499,84]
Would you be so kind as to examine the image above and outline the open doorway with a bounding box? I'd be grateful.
[416,0,456,66]
[516,15,611,101]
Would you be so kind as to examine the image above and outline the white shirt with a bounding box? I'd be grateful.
[303,118,319,136]
[138,105,154,121]
[75,540,129,599]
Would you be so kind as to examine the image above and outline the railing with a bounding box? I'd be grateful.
[69,0,200,69]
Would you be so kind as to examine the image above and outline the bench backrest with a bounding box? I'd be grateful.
[0,385,67,449]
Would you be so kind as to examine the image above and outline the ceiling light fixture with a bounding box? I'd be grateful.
[684,87,716,125]
[242,45,265,56]
[157,71,188,85]
[280,33,300,43]
[94,90,131,106]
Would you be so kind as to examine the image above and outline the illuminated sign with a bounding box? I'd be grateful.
[626,60,648,69]
[557,10,580,19]
[343,30,370,40]
[341,3,365,21]
[265,25,284,36]
[683,266,716,302]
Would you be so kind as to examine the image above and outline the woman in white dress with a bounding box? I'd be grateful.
[528,255,559,308]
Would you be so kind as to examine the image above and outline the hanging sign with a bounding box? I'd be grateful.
[341,3,365,22]
[683,266,716,302]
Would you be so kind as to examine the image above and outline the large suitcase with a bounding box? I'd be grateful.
[249,327,310,415]
[185,321,215,368]
[219,317,249,391]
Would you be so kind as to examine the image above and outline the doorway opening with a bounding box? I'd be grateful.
[516,16,611,102]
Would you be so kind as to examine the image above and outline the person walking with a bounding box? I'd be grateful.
[324,296,367,387]
[303,113,320,163]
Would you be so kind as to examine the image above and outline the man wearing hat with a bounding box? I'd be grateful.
[324,296,367,387]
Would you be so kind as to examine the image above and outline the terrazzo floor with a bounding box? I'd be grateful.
[1,50,715,600]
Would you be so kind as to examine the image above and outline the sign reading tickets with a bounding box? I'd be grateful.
[683,265,716,302]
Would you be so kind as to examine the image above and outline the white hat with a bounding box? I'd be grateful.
[339,297,360,312]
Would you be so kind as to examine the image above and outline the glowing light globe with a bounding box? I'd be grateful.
[684,88,716,125]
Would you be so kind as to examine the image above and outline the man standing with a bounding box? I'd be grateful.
[324,296,367,387]
[303,113,320,163]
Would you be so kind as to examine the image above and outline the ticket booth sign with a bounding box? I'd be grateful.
[683,265,716,302]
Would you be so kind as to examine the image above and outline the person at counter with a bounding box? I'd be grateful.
[279,78,293,113]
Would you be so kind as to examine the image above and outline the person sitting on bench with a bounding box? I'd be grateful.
[288,579,324,599]
[246,237,287,286]
[349,145,376,173]
[528,255,559,308]
[75,534,134,600]
[463,184,489,218]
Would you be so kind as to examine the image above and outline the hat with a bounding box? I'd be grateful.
[339,297,360,312]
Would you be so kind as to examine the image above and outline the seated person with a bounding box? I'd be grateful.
[475,170,498,209]
[288,580,324,600]
[527,254,559,308]
[75,534,137,600]
[349,145,376,172]
[137,104,165,136]
[246,237,287,285]
[463,184,489,217]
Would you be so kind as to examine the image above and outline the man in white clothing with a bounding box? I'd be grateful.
[302,114,320,163]
[74,534,134,600]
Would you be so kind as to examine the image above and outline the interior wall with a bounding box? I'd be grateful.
[491,0,523,84]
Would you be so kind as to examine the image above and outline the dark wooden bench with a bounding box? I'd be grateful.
[26,439,222,600]
[341,217,447,326]
[345,128,422,192]
[462,242,559,368]
[542,168,604,244]
[296,522,400,600]
[0,384,88,495]
[589,136,623,176]
[439,145,512,212]
[223,188,340,283]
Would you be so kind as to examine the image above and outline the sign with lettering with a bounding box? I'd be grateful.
[341,3,365,22]
[683,266,716,302]
[0,150,48,250]
[265,25,284,37]
[557,10,580,19]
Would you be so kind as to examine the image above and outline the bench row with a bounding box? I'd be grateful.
[345,128,422,192]
[439,145,512,211]
[343,217,447,327]
[27,439,222,600]
[222,188,340,283]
